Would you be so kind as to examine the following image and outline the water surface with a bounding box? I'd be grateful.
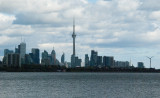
[0,72,160,98]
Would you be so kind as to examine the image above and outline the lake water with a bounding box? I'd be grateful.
[0,72,160,98]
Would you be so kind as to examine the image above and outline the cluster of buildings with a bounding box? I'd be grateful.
[84,50,130,68]
[3,42,40,67]
[0,19,145,69]
[2,41,66,68]
[69,19,145,68]
[41,49,60,66]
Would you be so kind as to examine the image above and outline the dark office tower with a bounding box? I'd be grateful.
[61,53,65,64]
[90,50,98,66]
[42,50,48,59]
[97,56,102,66]
[15,47,19,54]
[25,54,32,64]
[71,54,75,67]
[51,48,56,65]
[85,54,89,67]
[137,62,144,68]
[6,53,20,67]
[75,56,81,67]
[18,42,26,65]
[3,49,14,65]
[41,50,50,65]
[78,58,82,67]
[31,48,40,64]
[103,56,114,67]
[20,42,26,58]
[0,61,2,65]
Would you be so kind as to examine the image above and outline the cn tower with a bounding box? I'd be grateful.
[72,18,76,56]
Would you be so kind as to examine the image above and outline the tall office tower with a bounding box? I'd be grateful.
[41,50,50,65]
[19,42,26,65]
[71,18,76,68]
[20,42,26,58]
[97,56,102,66]
[61,53,65,64]
[51,48,56,65]
[103,56,114,67]
[25,54,32,64]
[31,48,40,64]
[42,50,48,59]
[90,50,98,66]
[85,54,89,67]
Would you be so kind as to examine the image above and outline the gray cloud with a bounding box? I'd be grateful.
[0,0,160,68]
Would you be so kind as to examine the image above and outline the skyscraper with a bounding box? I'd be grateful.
[97,56,102,66]
[6,53,20,67]
[31,48,40,64]
[51,48,56,65]
[20,42,26,59]
[85,54,89,67]
[41,50,50,65]
[20,42,26,64]
[61,53,65,64]
[90,50,98,66]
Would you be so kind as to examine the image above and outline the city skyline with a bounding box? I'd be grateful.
[2,40,139,68]
[0,0,160,68]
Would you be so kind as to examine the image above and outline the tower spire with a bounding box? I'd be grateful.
[72,17,76,55]
[73,17,75,34]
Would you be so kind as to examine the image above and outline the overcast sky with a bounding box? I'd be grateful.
[0,0,160,68]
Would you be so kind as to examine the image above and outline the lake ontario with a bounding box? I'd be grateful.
[0,72,160,98]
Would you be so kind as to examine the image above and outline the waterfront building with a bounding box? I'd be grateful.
[115,61,130,68]
[97,56,102,66]
[71,54,76,67]
[51,48,56,65]
[3,49,14,65]
[6,53,20,67]
[61,53,65,64]
[137,62,144,68]
[85,54,89,67]
[41,50,50,65]
[75,56,81,67]
[90,50,98,66]
[4,49,14,56]
[19,42,26,64]
[31,48,40,64]
[25,54,32,64]
[103,56,114,67]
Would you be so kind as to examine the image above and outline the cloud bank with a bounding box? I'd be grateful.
[0,0,160,68]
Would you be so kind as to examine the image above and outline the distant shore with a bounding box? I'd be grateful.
[0,64,160,72]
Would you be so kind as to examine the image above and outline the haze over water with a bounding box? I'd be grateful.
[0,72,160,98]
